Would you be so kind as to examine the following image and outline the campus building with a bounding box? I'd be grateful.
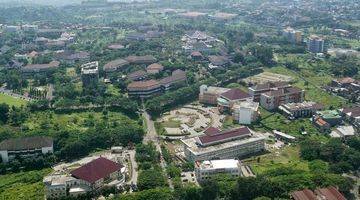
[248,81,291,102]
[232,100,259,125]
[181,127,265,162]
[127,80,162,98]
[291,186,346,200]
[282,27,302,43]
[103,59,129,73]
[195,159,241,182]
[199,85,230,105]
[21,61,60,75]
[0,136,53,163]
[44,157,125,199]
[217,88,252,112]
[278,101,323,119]
[260,87,305,110]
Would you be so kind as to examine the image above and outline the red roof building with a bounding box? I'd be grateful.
[198,126,251,146]
[291,187,346,200]
[70,157,122,185]
[291,189,317,200]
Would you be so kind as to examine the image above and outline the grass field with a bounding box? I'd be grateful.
[0,168,51,200]
[243,146,309,174]
[0,93,27,107]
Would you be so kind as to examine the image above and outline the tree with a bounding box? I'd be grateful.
[201,180,219,200]
[137,168,167,190]
[300,139,321,160]
[0,103,10,124]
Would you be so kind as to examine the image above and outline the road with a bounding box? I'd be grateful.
[142,111,174,189]
[127,150,138,185]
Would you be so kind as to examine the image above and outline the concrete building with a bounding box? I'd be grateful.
[340,106,360,129]
[308,35,325,53]
[248,82,291,102]
[125,55,157,64]
[278,101,323,119]
[330,126,356,138]
[127,80,162,98]
[181,127,265,162]
[195,159,241,182]
[232,100,259,125]
[273,130,296,143]
[81,61,99,87]
[55,50,90,64]
[260,87,305,110]
[103,59,129,73]
[217,88,252,112]
[0,136,53,163]
[199,85,230,105]
[44,157,125,199]
[313,110,343,127]
[283,27,302,43]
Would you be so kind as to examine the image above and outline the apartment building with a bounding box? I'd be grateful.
[283,27,302,43]
[308,35,325,53]
[0,136,53,163]
[181,127,265,162]
[278,101,323,119]
[260,87,305,110]
[81,61,99,87]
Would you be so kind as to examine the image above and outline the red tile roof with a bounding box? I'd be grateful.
[291,189,317,200]
[315,186,346,200]
[71,157,122,184]
[220,88,251,101]
[127,80,161,91]
[198,126,251,146]
[204,127,220,136]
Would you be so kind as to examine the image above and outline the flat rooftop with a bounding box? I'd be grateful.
[196,159,239,170]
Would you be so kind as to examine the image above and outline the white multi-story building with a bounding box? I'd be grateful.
[0,136,53,163]
[232,101,259,124]
[195,159,241,182]
[181,127,265,162]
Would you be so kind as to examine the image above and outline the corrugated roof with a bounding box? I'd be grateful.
[198,127,251,146]
[315,186,346,200]
[0,136,53,151]
[71,157,122,184]
[291,189,317,200]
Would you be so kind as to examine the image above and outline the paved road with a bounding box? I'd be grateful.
[128,150,138,185]
[142,111,174,189]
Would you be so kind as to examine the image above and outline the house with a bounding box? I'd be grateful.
[208,55,230,69]
[103,59,129,73]
[107,44,125,50]
[195,159,241,182]
[313,116,331,133]
[278,101,323,119]
[291,186,346,200]
[217,88,252,112]
[340,106,360,129]
[181,126,265,161]
[190,51,203,60]
[313,110,343,127]
[232,100,259,125]
[199,85,230,105]
[146,63,164,74]
[330,126,356,138]
[273,130,296,143]
[0,136,53,163]
[21,61,60,75]
[248,82,291,102]
[127,70,148,81]
[260,87,305,110]
[127,80,162,98]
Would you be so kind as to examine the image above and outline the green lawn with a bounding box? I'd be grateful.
[0,168,51,200]
[243,146,309,174]
[0,93,27,107]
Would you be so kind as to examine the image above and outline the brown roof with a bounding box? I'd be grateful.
[125,55,157,64]
[315,186,346,200]
[198,126,251,146]
[103,59,129,71]
[127,80,161,91]
[341,106,360,118]
[337,77,355,84]
[160,69,187,85]
[208,55,230,66]
[291,189,317,200]
[22,61,60,71]
[128,70,147,80]
[220,88,251,100]
[0,136,53,151]
[146,63,164,71]
[191,51,203,57]
[71,157,122,184]
[108,44,124,50]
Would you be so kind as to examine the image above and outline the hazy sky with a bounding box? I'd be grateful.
[0,0,83,6]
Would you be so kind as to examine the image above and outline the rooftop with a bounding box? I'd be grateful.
[146,63,164,71]
[70,157,122,184]
[0,136,53,151]
[291,189,317,200]
[127,80,161,91]
[103,59,129,71]
[198,126,252,146]
[201,85,230,95]
[125,55,157,64]
[160,69,187,85]
[233,100,259,111]
[196,159,240,170]
[316,110,342,119]
[280,101,323,111]
[22,61,60,71]
[249,81,290,91]
[220,88,251,101]
[262,87,303,97]
[315,186,346,200]
[81,61,99,74]
[341,106,360,118]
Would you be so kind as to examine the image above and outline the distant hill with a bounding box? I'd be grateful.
[0,0,83,6]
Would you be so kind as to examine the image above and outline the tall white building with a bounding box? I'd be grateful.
[195,159,241,182]
[232,101,259,124]
[308,35,325,53]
